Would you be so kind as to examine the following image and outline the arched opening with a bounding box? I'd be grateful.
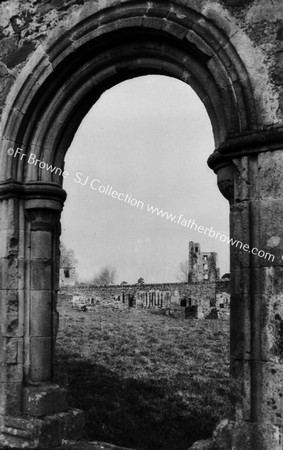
[56,74,230,448]
[1,2,272,448]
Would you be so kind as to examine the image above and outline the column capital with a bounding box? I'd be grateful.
[208,126,283,173]
[0,181,66,208]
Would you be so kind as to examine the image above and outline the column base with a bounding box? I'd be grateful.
[0,408,85,449]
[23,384,68,417]
[188,419,282,450]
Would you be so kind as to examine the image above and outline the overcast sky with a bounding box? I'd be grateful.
[61,75,230,283]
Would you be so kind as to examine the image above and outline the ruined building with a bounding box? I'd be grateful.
[0,1,282,449]
[59,266,77,287]
[188,241,220,282]
[61,280,231,319]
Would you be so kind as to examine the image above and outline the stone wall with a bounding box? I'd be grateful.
[59,280,230,318]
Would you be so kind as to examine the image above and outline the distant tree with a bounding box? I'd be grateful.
[92,265,117,286]
[137,277,145,285]
[176,259,189,282]
[60,242,78,268]
[120,281,128,286]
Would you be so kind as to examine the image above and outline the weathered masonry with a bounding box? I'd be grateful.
[188,241,220,282]
[0,0,283,449]
[60,281,231,318]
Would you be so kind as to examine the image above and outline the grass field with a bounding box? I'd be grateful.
[55,305,231,450]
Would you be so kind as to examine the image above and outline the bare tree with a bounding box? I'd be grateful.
[60,242,78,268]
[92,265,117,286]
[176,259,189,282]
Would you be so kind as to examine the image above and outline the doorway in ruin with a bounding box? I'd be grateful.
[1,2,276,448]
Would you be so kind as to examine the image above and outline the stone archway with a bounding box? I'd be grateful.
[0,1,282,449]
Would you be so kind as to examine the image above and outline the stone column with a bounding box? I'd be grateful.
[208,138,283,449]
[23,199,66,412]
[0,184,84,449]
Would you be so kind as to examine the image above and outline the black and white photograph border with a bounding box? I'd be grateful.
[0,1,282,449]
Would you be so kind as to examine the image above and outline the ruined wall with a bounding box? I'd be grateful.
[59,280,230,306]
[59,267,76,287]
[188,241,220,282]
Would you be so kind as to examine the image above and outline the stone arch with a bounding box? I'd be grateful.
[1,2,257,187]
[0,1,283,449]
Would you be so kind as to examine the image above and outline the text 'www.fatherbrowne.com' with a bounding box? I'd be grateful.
[6,148,275,262]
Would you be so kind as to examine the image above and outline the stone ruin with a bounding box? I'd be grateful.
[0,0,282,448]
[60,280,231,319]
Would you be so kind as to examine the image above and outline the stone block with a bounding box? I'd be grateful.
[261,294,283,363]
[6,291,19,314]
[30,291,52,337]
[195,17,228,51]
[258,200,283,266]
[115,17,144,30]
[0,290,18,321]
[258,150,283,199]
[0,413,61,448]
[0,382,22,416]
[146,3,174,19]
[30,337,51,382]
[162,20,188,39]
[71,21,112,47]
[6,337,23,364]
[141,16,165,30]
[23,384,68,417]
[0,144,14,183]
[202,7,235,39]
[0,408,85,448]
[0,363,23,383]
[30,260,52,290]
[44,35,75,66]
[98,3,147,26]
[0,257,19,290]
[260,267,283,295]
[207,54,232,89]
[30,230,52,259]
[185,29,214,57]
[0,294,24,337]
[2,198,19,230]
[261,362,283,427]
[58,408,85,440]
[0,229,19,258]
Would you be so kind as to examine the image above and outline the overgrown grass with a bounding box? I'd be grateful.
[55,305,231,450]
